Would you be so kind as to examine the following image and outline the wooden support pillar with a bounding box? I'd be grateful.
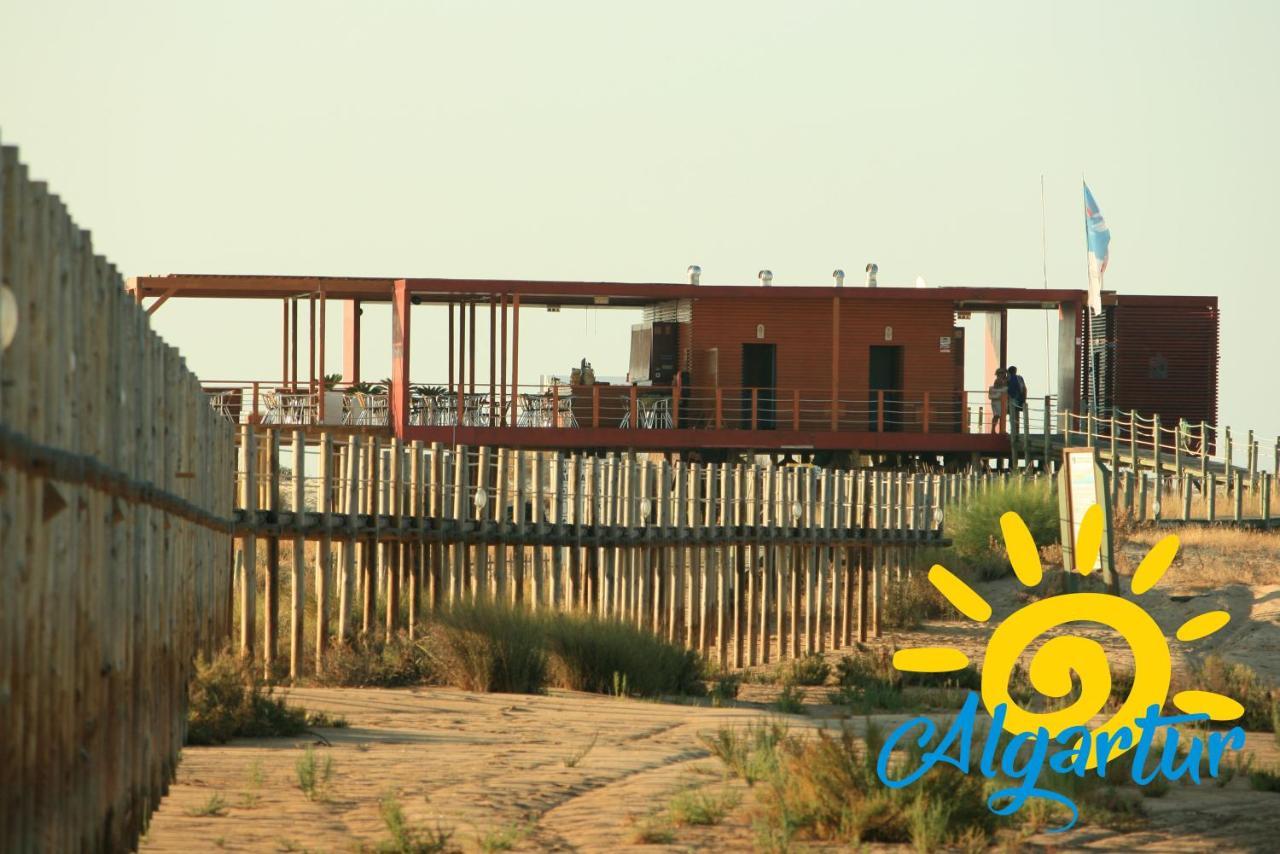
[500,294,509,425]
[342,298,361,385]
[448,302,455,393]
[290,297,299,389]
[469,301,477,395]
[318,288,328,420]
[511,293,521,407]
[281,299,290,387]
[390,280,412,436]
[290,429,306,680]
[489,296,497,425]
[308,294,316,393]
[264,430,281,678]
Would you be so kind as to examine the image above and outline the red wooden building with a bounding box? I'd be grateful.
[128,274,1218,461]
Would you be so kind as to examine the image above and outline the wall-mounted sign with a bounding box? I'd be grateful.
[884,326,893,342]
[939,336,952,353]
[756,324,765,339]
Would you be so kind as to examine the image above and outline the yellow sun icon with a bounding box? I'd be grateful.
[891,505,1245,767]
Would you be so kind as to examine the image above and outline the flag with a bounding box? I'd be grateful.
[1083,183,1110,315]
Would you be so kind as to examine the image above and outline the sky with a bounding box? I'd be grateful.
[2,1,1277,442]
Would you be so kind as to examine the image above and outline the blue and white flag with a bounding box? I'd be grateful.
[1083,183,1110,315]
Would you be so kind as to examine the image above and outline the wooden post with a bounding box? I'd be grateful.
[264,429,281,679]
[316,433,333,669]
[338,435,360,642]
[290,430,305,680]
[385,439,403,639]
[1234,471,1244,522]
[238,425,257,655]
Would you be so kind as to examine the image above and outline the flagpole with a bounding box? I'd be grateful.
[1082,178,1096,418]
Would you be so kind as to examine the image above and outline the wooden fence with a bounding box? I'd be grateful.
[232,429,946,678]
[939,461,1277,528]
[0,142,236,853]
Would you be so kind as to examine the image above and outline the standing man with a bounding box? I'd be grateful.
[1006,365,1027,436]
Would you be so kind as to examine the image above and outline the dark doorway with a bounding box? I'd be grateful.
[869,345,903,431]
[741,343,777,429]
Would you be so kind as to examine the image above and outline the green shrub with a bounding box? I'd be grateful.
[719,719,995,848]
[668,787,739,826]
[881,571,951,629]
[295,746,334,801]
[186,651,307,746]
[1249,765,1280,792]
[709,674,741,707]
[313,632,432,688]
[423,602,706,697]
[543,612,704,697]
[949,477,1058,579]
[778,653,831,686]
[377,791,454,853]
[1183,656,1275,732]
[773,684,807,715]
[426,603,548,693]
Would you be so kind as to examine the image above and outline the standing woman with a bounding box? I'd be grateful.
[988,368,1007,434]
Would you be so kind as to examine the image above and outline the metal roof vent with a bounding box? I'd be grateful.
[687,265,701,285]
[865,263,878,288]
[758,269,773,287]
[832,269,845,288]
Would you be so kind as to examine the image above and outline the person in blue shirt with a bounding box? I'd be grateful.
[1006,366,1027,436]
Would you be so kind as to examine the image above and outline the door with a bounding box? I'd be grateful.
[950,327,965,433]
[741,343,777,429]
[869,345,904,431]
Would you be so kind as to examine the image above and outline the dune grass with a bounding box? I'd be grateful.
[949,477,1059,579]
[186,652,308,745]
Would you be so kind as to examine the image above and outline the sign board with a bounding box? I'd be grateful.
[939,335,951,353]
[1058,447,1115,588]
[884,325,893,341]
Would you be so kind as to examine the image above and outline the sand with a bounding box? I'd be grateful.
[141,528,1280,851]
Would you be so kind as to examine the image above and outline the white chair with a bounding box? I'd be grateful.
[260,390,282,425]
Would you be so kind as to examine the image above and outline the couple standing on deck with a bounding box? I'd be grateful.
[988,366,1027,434]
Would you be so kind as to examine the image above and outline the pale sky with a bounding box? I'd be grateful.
[2,1,1277,442]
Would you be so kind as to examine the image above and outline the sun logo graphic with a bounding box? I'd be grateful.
[876,505,1247,831]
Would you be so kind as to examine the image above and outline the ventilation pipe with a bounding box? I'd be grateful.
[758,269,773,287]
[687,264,701,285]
[865,263,878,288]
[832,269,845,288]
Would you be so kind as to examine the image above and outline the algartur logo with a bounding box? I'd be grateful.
[875,506,1247,831]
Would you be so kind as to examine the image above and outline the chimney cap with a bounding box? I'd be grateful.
[687,264,701,285]
[758,269,773,286]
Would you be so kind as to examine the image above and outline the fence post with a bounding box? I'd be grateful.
[1225,427,1233,493]
[289,430,306,680]
[1130,411,1138,466]
[1263,472,1272,524]
[238,425,258,657]
[1234,471,1244,522]
[316,432,333,669]
[1201,422,1210,485]
[1042,395,1051,471]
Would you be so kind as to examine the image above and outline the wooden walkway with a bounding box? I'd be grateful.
[233,427,947,679]
[1007,409,1278,527]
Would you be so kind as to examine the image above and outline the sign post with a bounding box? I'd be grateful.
[1058,447,1117,593]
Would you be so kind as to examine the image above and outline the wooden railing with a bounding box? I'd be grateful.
[1061,408,1278,525]
[0,141,236,852]
[204,378,1062,440]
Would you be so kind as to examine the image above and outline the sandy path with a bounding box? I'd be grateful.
[140,683,1280,853]
[142,540,1280,852]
